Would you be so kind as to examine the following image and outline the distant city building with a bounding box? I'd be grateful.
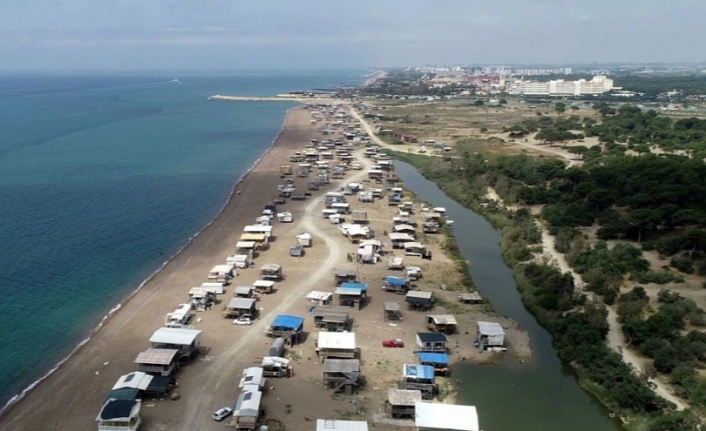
[509,75,613,96]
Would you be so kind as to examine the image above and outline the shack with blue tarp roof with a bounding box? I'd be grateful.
[418,352,450,376]
[266,314,305,345]
[335,284,367,309]
[383,276,409,294]
[401,364,435,399]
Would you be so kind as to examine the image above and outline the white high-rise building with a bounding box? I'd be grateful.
[510,75,613,95]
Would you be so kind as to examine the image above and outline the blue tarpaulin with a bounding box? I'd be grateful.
[271,314,304,331]
[403,364,435,380]
[340,282,367,292]
[385,276,407,286]
[418,352,449,365]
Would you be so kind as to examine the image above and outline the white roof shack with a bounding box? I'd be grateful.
[149,327,202,347]
[254,280,276,289]
[112,372,153,390]
[317,332,356,350]
[478,321,505,346]
[306,291,333,301]
[389,232,414,241]
[316,419,369,431]
[414,402,479,431]
[209,264,234,275]
[244,225,273,237]
[236,241,256,249]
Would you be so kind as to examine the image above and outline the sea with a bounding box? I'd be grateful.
[0,71,364,411]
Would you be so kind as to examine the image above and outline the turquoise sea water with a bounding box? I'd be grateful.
[0,71,362,410]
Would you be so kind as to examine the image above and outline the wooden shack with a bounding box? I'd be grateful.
[386,389,422,419]
[425,315,457,334]
[400,364,435,400]
[134,348,179,377]
[316,332,356,361]
[312,305,350,332]
[405,291,433,310]
[259,263,282,281]
[384,302,403,321]
[334,268,357,285]
[323,359,361,395]
[223,298,256,318]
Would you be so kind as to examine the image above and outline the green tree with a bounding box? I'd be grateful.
[555,102,566,114]
[474,99,484,107]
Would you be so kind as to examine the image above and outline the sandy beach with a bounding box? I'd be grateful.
[0,104,529,431]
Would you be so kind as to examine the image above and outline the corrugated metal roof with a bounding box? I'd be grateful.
[417,332,448,343]
[414,402,479,431]
[134,348,178,365]
[306,291,333,301]
[427,314,457,325]
[227,298,256,310]
[384,302,400,311]
[149,328,201,346]
[112,372,153,391]
[335,287,364,296]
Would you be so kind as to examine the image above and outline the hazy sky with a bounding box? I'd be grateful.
[1,0,704,71]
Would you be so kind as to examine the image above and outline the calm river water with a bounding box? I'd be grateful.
[394,161,622,431]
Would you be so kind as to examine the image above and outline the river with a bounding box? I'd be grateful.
[393,161,622,431]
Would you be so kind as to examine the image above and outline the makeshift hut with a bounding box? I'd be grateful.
[223,298,256,318]
[415,332,448,353]
[323,359,361,395]
[253,280,275,294]
[306,291,333,309]
[477,321,505,348]
[405,291,433,310]
[334,268,357,285]
[96,399,141,431]
[335,282,367,309]
[384,302,403,321]
[317,332,356,361]
[149,327,202,359]
[383,276,409,294]
[261,356,293,378]
[259,263,282,281]
[164,303,193,328]
[316,419,368,431]
[418,352,450,376]
[425,315,457,334]
[386,389,422,419]
[400,364,435,400]
[312,305,351,332]
[233,286,254,298]
[134,348,179,377]
[266,314,305,345]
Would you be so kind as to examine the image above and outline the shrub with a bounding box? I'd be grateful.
[671,256,694,274]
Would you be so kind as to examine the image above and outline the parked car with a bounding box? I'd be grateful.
[233,315,253,326]
[213,407,232,421]
[382,339,405,348]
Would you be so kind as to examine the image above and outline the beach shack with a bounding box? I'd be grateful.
[200,282,225,295]
[266,314,305,345]
[418,352,450,376]
[227,254,250,269]
[390,233,415,249]
[336,282,367,309]
[322,359,361,395]
[253,280,275,295]
[208,264,234,284]
[458,292,483,304]
[414,402,479,431]
[277,212,293,223]
[164,303,194,328]
[426,315,458,334]
[331,202,351,214]
[230,389,263,431]
[235,241,257,256]
[234,286,254,298]
[259,263,283,281]
[187,287,216,311]
[334,268,357,285]
[405,266,422,281]
[405,291,433,310]
[223,298,257,318]
[404,242,427,257]
[352,211,368,224]
[387,256,404,270]
[316,419,367,431]
[312,305,350,332]
[422,222,439,234]
[386,389,422,419]
[297,232,313,247]
[383,276,409,294]
[392,224,416,236]
[239,367,266,390]
[149,327,202,359]
[96,399,141,431]
[477,321,505,348]
[244,224,273,241]
[415,332,448,353]
[306,291,333,308]
[239,233,267,247]
[316,332,356,361]
[109,371,172,401]
[400,364,435,400]
[134,348,179,377]
[368,169,383,180]
[384,302,403,321]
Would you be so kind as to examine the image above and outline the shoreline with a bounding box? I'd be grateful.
[0,105,300,416]
[0,105,305,430]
